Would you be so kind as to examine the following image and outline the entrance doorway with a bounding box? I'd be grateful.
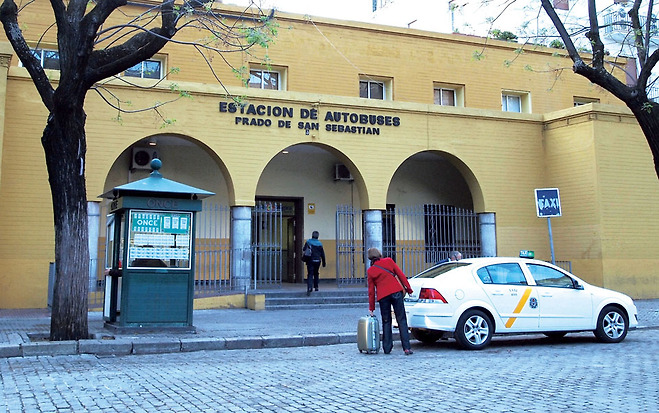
[256,197,304,283]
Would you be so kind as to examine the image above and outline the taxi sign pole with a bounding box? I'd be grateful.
[547,217,555,265]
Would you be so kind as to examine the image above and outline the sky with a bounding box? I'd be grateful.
[227,0,373,21]
[225,0,528,37]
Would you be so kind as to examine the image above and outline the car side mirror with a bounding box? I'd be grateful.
[573,280,584,290]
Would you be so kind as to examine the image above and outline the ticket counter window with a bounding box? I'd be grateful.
[127,210,193,269]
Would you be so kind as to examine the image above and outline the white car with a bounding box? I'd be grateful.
[403,257,638,350]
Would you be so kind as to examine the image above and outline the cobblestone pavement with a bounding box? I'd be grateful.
[1,328,657,413]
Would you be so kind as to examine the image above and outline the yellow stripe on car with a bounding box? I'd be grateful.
[505,288,532,328]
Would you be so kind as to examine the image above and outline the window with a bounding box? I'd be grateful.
[360,75,392,100]
[434,88,456,106]
[477,263,527,285]
[527,264,575,288]
[415,262,469,279]
[433,83,465,107]
[502,94,521,112]
[21,49,60,70]
[574,97,600,106]
[249,69,280,90]
[124,59,163,79]
[502,90,530,113]
[360,79,385,99]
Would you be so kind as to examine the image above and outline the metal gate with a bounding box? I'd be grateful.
[384,204,481,276]
[195,202,232,294]
[252,201,283,288]
[336,205,366,286]
[336,204,481,283]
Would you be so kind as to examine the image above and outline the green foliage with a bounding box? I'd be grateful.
[472,50,485,60]
[233,66,250,87]
[642,102,653,113]
[491,29,518,42]
[169,83,191,99]
[549,39,565,49]
[241,17,279,48]
[160,118,177,128]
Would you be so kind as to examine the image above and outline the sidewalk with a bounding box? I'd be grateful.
[1,299,657,359]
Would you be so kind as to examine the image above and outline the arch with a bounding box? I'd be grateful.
[256,142,369,208]
[385,149,485,213]
[100,133,234,204]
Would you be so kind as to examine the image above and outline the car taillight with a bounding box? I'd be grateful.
[418,288,448,303]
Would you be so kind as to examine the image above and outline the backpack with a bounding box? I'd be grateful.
[302,245,312,262]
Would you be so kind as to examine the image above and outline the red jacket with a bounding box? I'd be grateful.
[367,257,413,312]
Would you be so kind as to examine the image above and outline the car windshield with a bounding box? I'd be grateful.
[413,262,470,279]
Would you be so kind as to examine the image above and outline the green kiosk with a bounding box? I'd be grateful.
[101,159,214,332]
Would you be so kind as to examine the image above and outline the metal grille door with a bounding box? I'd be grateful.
[335,205,365,286]
[252,201,283,288]
[383,204,481,276]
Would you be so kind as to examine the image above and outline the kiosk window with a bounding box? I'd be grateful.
[127,210,193,269]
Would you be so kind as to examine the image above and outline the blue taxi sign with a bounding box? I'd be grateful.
[535,188,562,217]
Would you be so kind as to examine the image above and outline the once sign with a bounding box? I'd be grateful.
[535,188,562,217]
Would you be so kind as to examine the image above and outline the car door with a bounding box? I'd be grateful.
[476,263,539,332]
[524,263,592,330]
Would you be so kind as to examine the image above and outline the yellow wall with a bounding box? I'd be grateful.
[543,105,659,298]
[0,3,657,307]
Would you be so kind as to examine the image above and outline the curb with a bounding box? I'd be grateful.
[0,333,364,359]
[2,327,655,359]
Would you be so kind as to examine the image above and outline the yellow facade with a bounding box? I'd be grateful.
[0,3,658,308]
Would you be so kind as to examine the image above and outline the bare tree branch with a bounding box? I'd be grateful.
[0,0,55,109]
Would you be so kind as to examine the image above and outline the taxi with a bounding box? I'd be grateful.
[403,257,638,350]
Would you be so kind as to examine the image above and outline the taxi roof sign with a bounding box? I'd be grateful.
[535,188,562,218]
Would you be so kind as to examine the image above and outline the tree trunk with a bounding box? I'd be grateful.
[627,102,659,180]
[45,104,90,341]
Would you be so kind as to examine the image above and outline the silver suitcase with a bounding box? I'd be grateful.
[357,315,380,354]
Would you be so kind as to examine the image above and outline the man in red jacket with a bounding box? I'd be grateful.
[367,247,414,355]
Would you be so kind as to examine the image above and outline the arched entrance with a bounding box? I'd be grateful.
[256,144,361,286]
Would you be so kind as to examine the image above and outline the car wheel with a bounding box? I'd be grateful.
[594,305,628,343]
[455,309,493,350]
[411,328,443,344]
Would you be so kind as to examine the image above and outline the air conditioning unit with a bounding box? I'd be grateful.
[131,147,158,170]
[334,164,354,181]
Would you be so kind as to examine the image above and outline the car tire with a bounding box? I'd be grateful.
[411,328,443,344]
[454,309,493,350]
[594,305,628,343]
